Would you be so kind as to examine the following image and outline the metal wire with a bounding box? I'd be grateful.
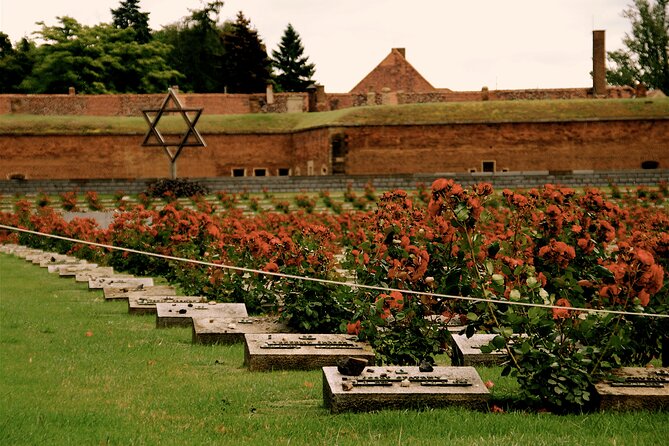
[1,223,667,319]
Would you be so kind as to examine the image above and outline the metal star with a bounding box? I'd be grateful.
[141,89,206,177]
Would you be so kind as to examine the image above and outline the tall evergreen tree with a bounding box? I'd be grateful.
[607,0,669,94]
[271,23,315,92]
[154,1,226,92]
[111,0,152,43]
[222,12,272,93]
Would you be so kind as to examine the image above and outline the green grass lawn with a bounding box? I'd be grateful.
[1,253,668,445]
[0,97,667,135]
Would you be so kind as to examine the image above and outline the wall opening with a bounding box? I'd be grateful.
[331,133,348,175]
[277,168,290,176]
[641,160,659,169]
[254,168,267,177]
[482,160,496,173]
[232,168,246,177]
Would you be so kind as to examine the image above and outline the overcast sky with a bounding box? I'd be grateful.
[0,0,634,92]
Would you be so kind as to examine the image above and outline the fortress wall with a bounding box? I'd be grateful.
[1,118,666,181]
[0,87,634,116]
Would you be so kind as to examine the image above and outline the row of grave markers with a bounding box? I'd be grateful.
[2,243,667,413]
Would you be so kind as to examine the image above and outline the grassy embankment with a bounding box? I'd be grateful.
[0,97,667,135]
[1,253,668,445]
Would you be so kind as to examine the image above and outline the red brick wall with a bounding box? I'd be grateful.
[338,119,669,174]
[1,119,666,180]
[0,133,293,179]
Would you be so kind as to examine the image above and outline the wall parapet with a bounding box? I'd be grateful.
[1,170,666,196]
[0,86,636,116]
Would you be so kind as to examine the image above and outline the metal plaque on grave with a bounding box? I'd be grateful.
[595,367,669,411]
[244,333,375,372]
[155,302,248,328]
[323,365,490,414]
[128,295,206,315]
[191,316,291,345]
[103,285,177,301]
[87,276,154,289]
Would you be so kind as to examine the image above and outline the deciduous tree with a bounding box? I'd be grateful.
[607,0,669,94]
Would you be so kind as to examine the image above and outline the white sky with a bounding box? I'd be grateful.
[0,0,633,92]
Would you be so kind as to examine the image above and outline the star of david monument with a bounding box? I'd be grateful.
[141,88,206,179]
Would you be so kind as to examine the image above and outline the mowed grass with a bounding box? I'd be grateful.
[1,254,668,445]
[0,97,667,135]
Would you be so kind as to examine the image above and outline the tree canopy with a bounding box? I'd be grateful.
[111,0,152,44]
[607,0,669,94]
[21,17,181,94]
[0,0,313,94]
[222,12,273,93]
[271,24,316,92]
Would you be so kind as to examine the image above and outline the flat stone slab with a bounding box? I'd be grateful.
[75,271,132,283]
[9,247,43,258]
[595,367,669,411]
[156,302,248,328]
[47,262,94,274]
[128,295,206,315]
[450,333,508,366]
[244,333,375,372]
[192,316,291,345]
[38,255,81,267]
[323,366,490,414]
[103,285,177,301]
[87,276,154,289]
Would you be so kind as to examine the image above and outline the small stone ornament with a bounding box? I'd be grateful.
[337,357,368,376]
[418,360,434,373]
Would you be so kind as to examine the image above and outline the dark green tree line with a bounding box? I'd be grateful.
[0,0,315,94]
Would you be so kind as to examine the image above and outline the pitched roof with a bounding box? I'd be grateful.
[349,48,436,93]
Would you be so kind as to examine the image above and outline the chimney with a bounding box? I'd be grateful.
[393,48,406,58]
[592,30,606,97]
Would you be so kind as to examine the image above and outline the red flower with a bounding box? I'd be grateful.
[346,320,361,335]
[552,298,572,319]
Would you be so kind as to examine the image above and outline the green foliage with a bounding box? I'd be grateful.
[271,23,316,92]
[145,178,209,198]
[111,0,151,43]
[21,18,181,94]
[222,12,273,93]
[0,34,36,93]
[154,1,226,92]
[607,0,669,94]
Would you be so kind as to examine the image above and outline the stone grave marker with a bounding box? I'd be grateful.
[192,316,291,345]
[128,295,206,315]
[12,247,43,259]
[595,367,669,411]
[87,276,153,289]
[450,333,509,366]
[155,302,248,328]
[27,253,70,265]
[38,255,80,267]
[75,270,132,283]
[244,333,375,372]
[322,365,490,414]
[103,285,177,301]
[0,243,22,254]
[47,262,94,274]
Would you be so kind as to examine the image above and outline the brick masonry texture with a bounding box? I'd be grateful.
[1,170,667,196]
[1,118,667,181]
